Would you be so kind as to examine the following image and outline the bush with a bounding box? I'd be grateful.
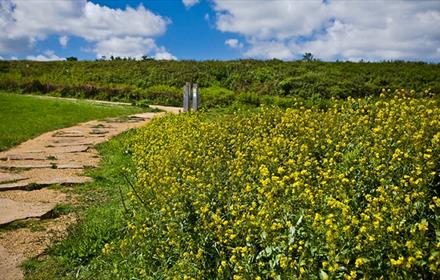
[108,90,440,279]
[141,85,181,106]
[200,86,235,108]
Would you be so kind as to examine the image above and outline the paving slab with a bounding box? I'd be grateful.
[54,163,84,169]
[0,181,30,191]
[0,172,27,184]
[0,162,53,169]
[52,130,85,137]
[0,154,47,161]
[48,145,90,153]
[0,198,56,226]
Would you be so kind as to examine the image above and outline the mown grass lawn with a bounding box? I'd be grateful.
[0,92,144,151]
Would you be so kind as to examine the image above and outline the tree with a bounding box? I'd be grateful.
[302,52,315,62]
[66,56,78,61]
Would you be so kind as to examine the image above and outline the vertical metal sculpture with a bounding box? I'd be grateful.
[183,82,200,112]
[183,82,190,112]
[192,83,200,111]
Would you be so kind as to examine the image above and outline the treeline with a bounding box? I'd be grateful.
[0,59,438,107]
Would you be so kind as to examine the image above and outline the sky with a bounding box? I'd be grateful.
[0,0,440,62]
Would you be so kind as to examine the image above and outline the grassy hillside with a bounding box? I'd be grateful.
[0,93,144,151]
[0,60,438,107]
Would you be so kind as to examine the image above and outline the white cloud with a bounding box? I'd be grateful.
[0,0,174,59]
[95,37,176,60]
[2,0,168,41]
[26,50,64,61]
[215,1,326,40]
[183,0,200,8]
[225,38,243,49]
[154,51,177,60]
[59,36,69,48]
[245,40,294,60]
[213,0,440,61]
[94,36,157,59]
[0,56,3,60]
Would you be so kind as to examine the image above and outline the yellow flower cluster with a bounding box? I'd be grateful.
[120,89,439,278]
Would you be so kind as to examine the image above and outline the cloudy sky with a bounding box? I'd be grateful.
[1,0,439,61]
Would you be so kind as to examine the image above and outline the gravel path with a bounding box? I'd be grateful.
[0,105,181,279]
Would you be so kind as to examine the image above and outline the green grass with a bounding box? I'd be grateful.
[23,131,136,279]
[0,92,145,151]
[0,219,45,232]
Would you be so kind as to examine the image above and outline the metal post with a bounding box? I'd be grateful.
[197,85,200,109]
[192,83,200,111]
[183,82,190,112]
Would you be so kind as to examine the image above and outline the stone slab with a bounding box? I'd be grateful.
[0,176,92,191]
[0,154,47,161]
[0,163,53,169]
[52,130,85,137]
[56,163,84,169]
[0,198,56,226]
[0,182,29,191]
[48,145,90,154]
[0,173,27,184]
[50,142,94,147]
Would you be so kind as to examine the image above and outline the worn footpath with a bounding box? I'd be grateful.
[0,105,180,279]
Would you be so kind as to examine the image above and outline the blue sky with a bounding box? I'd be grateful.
[1,0,440,62]
[31,0,242,60]
[115,0,241,60]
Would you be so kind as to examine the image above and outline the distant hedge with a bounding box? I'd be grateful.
[0,60,438,107]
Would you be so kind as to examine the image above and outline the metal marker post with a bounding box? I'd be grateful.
[198,86,201,109]
[183,82,190,112]
[192,83,200,111]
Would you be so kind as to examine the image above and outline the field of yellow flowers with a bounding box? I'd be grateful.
[112,90,439,279]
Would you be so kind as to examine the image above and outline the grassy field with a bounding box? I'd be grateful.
[0,92,145,151]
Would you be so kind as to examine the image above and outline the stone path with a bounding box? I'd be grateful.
[0,105,181,279]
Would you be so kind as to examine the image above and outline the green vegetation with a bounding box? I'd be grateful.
[0,219,45,232]
[0,60,438,107]
[112,91,440,279]
[0,93,144,151]
[23,90,440,279]
[8,60,439,278]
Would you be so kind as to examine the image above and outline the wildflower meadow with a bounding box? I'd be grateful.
[99,89,440,279]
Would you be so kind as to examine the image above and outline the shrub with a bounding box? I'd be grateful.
[141,85,181,106]
[200,86,235,108]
